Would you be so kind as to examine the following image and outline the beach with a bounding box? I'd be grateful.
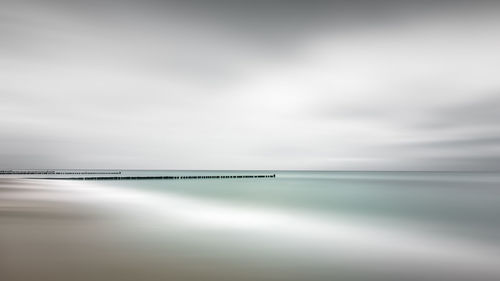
[0,179,233,281]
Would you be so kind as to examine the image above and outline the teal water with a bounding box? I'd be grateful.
[108,171,500,240]
[89,171,500,280]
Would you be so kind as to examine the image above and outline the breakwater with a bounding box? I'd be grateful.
[1,170,121,175]
[39,174,276,180]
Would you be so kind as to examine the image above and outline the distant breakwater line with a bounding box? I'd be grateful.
[37,174,276,180]
[0,170,121,175]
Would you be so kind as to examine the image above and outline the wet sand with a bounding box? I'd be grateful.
[0,179,265,281]
[1,179,357,281]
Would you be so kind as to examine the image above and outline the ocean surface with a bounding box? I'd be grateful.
[2,171,500,281]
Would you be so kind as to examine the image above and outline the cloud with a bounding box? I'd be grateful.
[419,94,500,130]
[1,0,500,170]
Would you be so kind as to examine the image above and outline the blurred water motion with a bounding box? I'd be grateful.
[1,171,500,281]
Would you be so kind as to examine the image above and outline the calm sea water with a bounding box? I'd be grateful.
[99,171,500,280]
[110,170,500,238]
[3,171,500,280]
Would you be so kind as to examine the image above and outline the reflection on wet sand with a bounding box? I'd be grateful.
[0,180,253,281]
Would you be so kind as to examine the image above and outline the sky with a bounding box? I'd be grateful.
[1,0,500,170]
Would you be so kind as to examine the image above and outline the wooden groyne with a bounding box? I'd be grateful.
[39,174,276,180]
[1,170,121,175]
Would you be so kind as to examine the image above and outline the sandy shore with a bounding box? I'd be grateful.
[0,179,267,281]
[2,179,352,281]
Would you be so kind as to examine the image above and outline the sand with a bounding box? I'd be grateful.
[0,179,265,281]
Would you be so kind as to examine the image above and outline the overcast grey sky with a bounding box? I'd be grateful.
[1,0,500,170]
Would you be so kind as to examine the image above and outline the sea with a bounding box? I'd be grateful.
[1,170,500,281]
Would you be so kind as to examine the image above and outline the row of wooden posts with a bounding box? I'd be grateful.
[43,174,276,180]
[1,170,121,175]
